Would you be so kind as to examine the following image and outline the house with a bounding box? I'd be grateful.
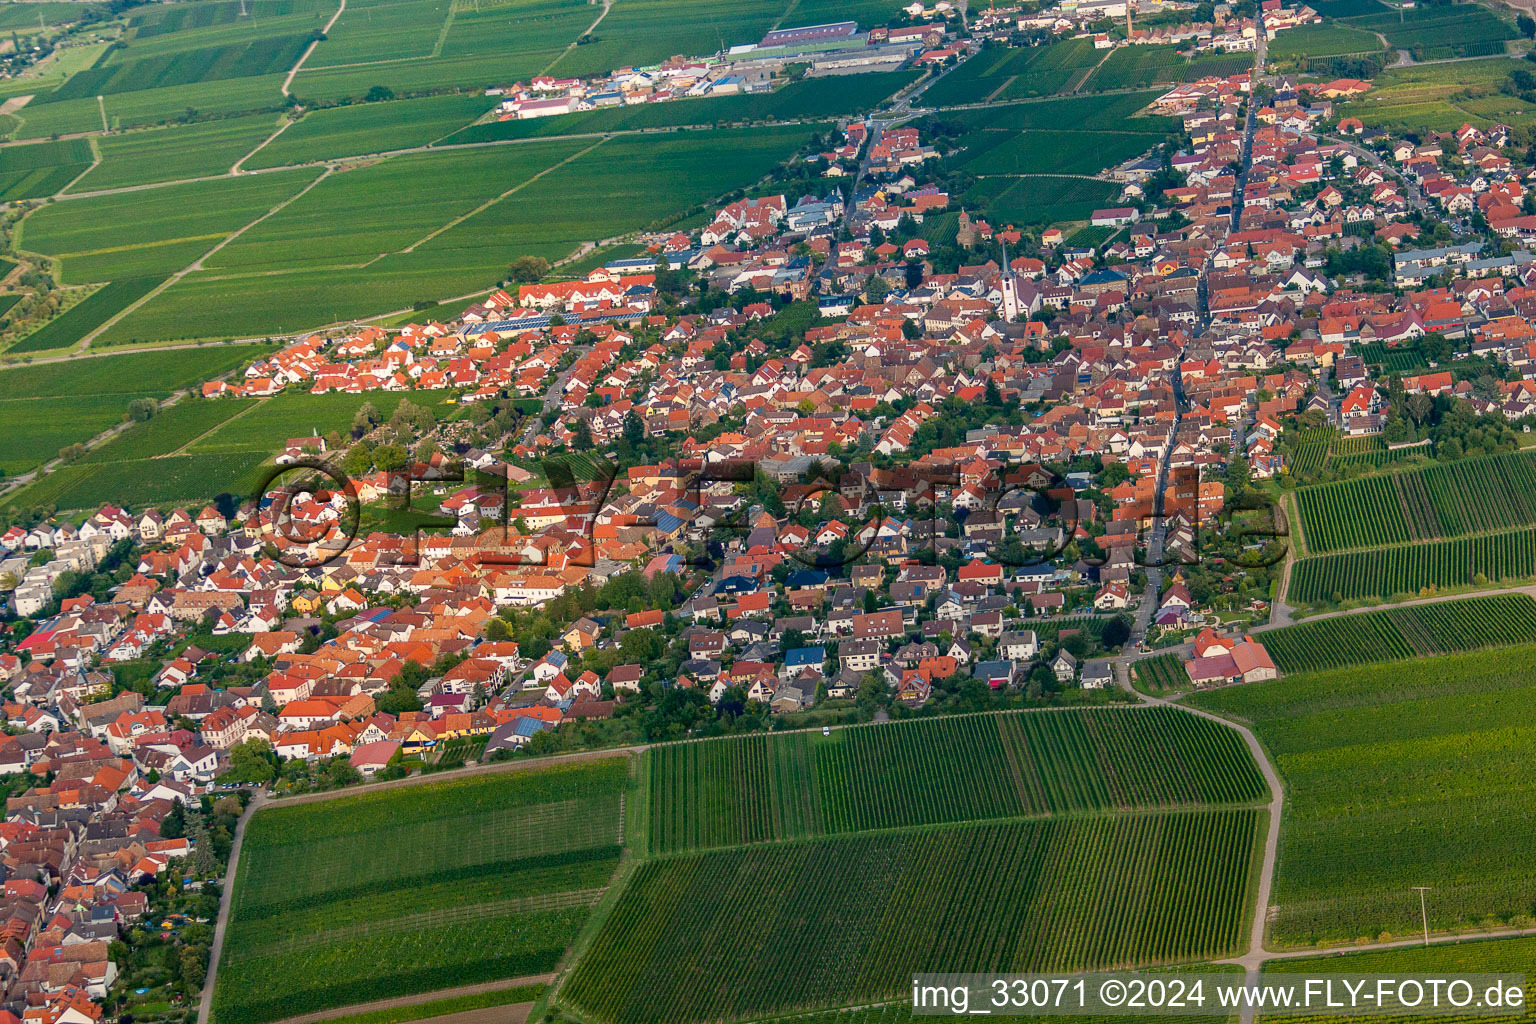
[997,630,1038,661]
[1051,649,1079,682]
[781,646,825,681]
[973,660,1015,688]
[1081,661,1114,689]
[349,740,401,776]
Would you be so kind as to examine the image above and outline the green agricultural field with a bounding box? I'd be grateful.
[8,74,291,140]
[1335,56,1521,132]
[7,277,166,353]
[44,450,272,508]
[127,0,338,37]
[545,0,786,77]
[1342,3,1515,59]
[305,0,450,66]
[1308,0,1389,14]
[19,168,320,284]
[1191,646,1536,946]
[1082,44,1184,91]
[646,708,1266,855]
[1132,653,1190,694]
[1257,593,1536,673]
[0,137,93,200]
[0,344,271,477]
[562,810,1263,1024]
[438,72,919,144]
[203,139,592,275]
[1267,22,1384,60]
[79,398,258,463]
[922,38,1098,105]
[2,390,444,511]
[1294,450,1536,552]
[1263,937,1536,1021]
[246,94,494,168]
[931,91,1178,133]
[70,115,281,191]
[187,391,447,454]
[965,174,1120,229]
[713,999,1240,1024]
[958,129,1164,176]
[1290,527,1536,606]
[0,3,100,33]
[43,34,311,101]
[212,758,629,1024]
[92,124,817,341]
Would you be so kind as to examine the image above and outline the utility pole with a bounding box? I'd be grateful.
[1412,887,1432,947]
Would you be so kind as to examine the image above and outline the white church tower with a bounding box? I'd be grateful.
[999,239,1021,323]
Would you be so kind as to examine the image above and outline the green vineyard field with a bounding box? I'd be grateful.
[1260,594,1536,673]
[1192,649,1536,946]
[211,758,628,1024]
[1290,527,1536,605]
[645,709,1267,854]
[1132,654,1188,692]
[562,810,1262,1024]
[1295,451,1536,552]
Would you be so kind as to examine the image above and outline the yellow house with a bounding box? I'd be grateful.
[290,592,324,614]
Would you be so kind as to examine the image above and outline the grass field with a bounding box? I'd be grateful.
[70,115,281,191]
[211,759,628,1024]
[646,708,1266,855]
[562,809,1263,1024]
[1295,451,1536,553]
[7,277,167,353]
[1258,593,1536,673]
[1191,646,1536,946]
[1290,527,1536,605]
[0,345,272,478]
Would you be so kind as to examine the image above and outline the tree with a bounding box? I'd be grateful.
[507,255,550,283]
[865,274,890,303]
[622,410,645,447]
[225,739,276,785]
[484,617,511,641]
[188,805,214,875]
[351,401,380,437]
[1101,615,1132,651]
[364,85,394,101]
[179,946,207,993]
[324,757,361,788]
[372,443,407,472]
[572,418,593,450]
[127,397,157,422]
[160,801,186,839]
